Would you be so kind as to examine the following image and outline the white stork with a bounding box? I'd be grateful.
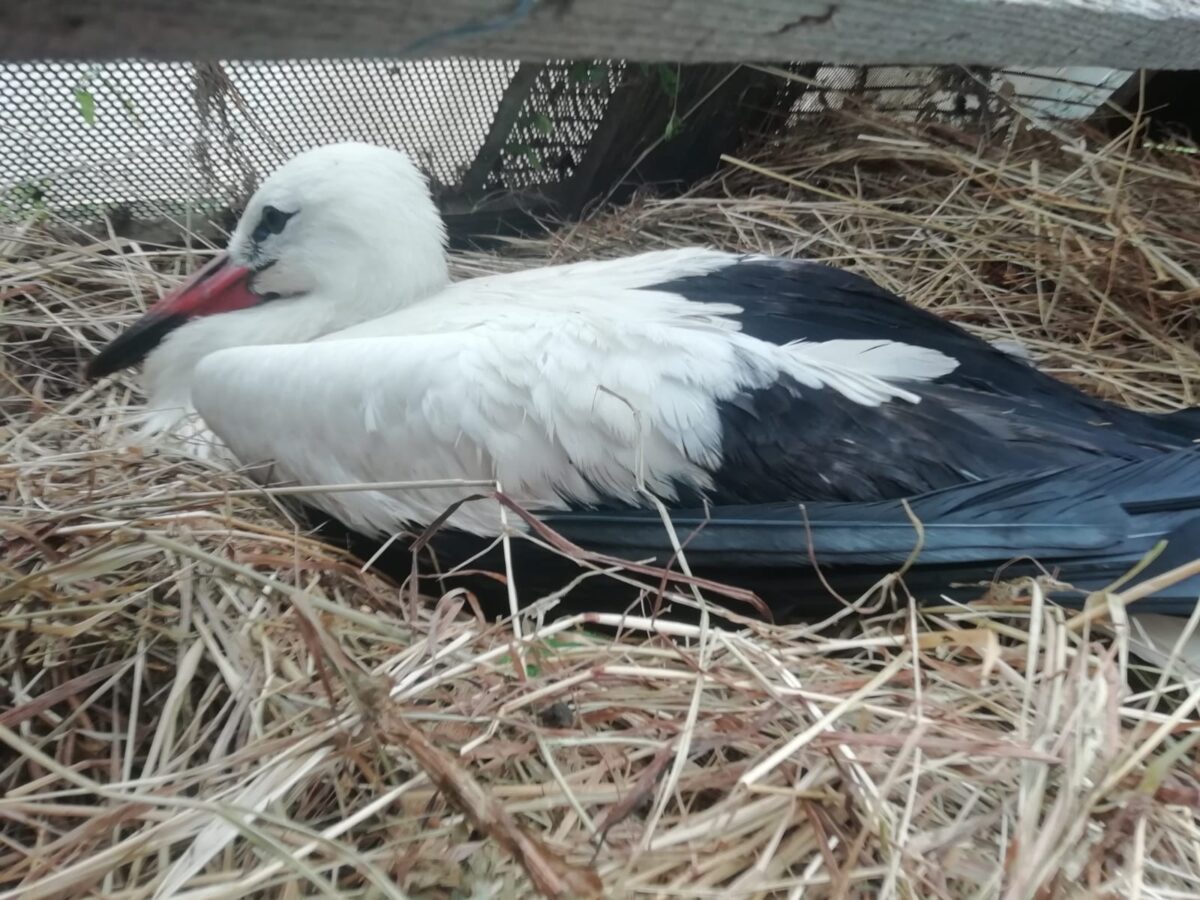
[89,143,1200,614]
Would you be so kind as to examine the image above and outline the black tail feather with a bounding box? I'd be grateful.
[309,448,1200,621]
[1156,407,1200,441]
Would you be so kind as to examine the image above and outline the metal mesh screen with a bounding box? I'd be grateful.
[487,61,622,191]
[0,58,616,223]
[1,59,1124,227]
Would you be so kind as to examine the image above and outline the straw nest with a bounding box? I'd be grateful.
[4,110,1200,899]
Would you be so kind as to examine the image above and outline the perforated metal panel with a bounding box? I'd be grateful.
[486,61,622,190]
[0,58,618,223]
[0,59,1122,227]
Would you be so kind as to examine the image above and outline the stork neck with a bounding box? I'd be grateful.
[342,254,450,322]
[138,250,450,432]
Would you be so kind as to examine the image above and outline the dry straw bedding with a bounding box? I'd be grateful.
[4,111,1200,898]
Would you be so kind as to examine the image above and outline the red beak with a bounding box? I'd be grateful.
[88,253,260,379]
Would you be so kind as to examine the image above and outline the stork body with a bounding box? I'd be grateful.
[90,143,1200,615]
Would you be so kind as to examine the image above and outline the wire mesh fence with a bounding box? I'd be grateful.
[0,58,620,224]
[0,59,1127,229]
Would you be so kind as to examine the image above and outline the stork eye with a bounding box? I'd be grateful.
[251,205,295,243]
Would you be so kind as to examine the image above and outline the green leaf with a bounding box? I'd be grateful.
[75,89,95,125]
[530,112,553,135]
[3,177,52,217]
[664,113,684,141]
[582,63,608,88]
[566,63,609,88]
[522,147,543,171]
[654,63,680,98]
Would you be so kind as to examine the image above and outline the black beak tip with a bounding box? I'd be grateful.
[85,353,120,380]
[85,312,188,382]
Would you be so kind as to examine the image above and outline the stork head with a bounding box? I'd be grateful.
[88,143,449,380]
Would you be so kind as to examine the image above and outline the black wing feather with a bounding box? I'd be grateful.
[698,375,1161,507]
[650,258,1199,453]
[316,449,1200,621]
[540,448,1200,609]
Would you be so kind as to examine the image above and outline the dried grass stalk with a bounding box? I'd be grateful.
[3,110,1200,898]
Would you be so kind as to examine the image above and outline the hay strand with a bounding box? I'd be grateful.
[4,110,1200,897]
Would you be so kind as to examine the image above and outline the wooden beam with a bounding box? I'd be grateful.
[5,0,1200,68]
